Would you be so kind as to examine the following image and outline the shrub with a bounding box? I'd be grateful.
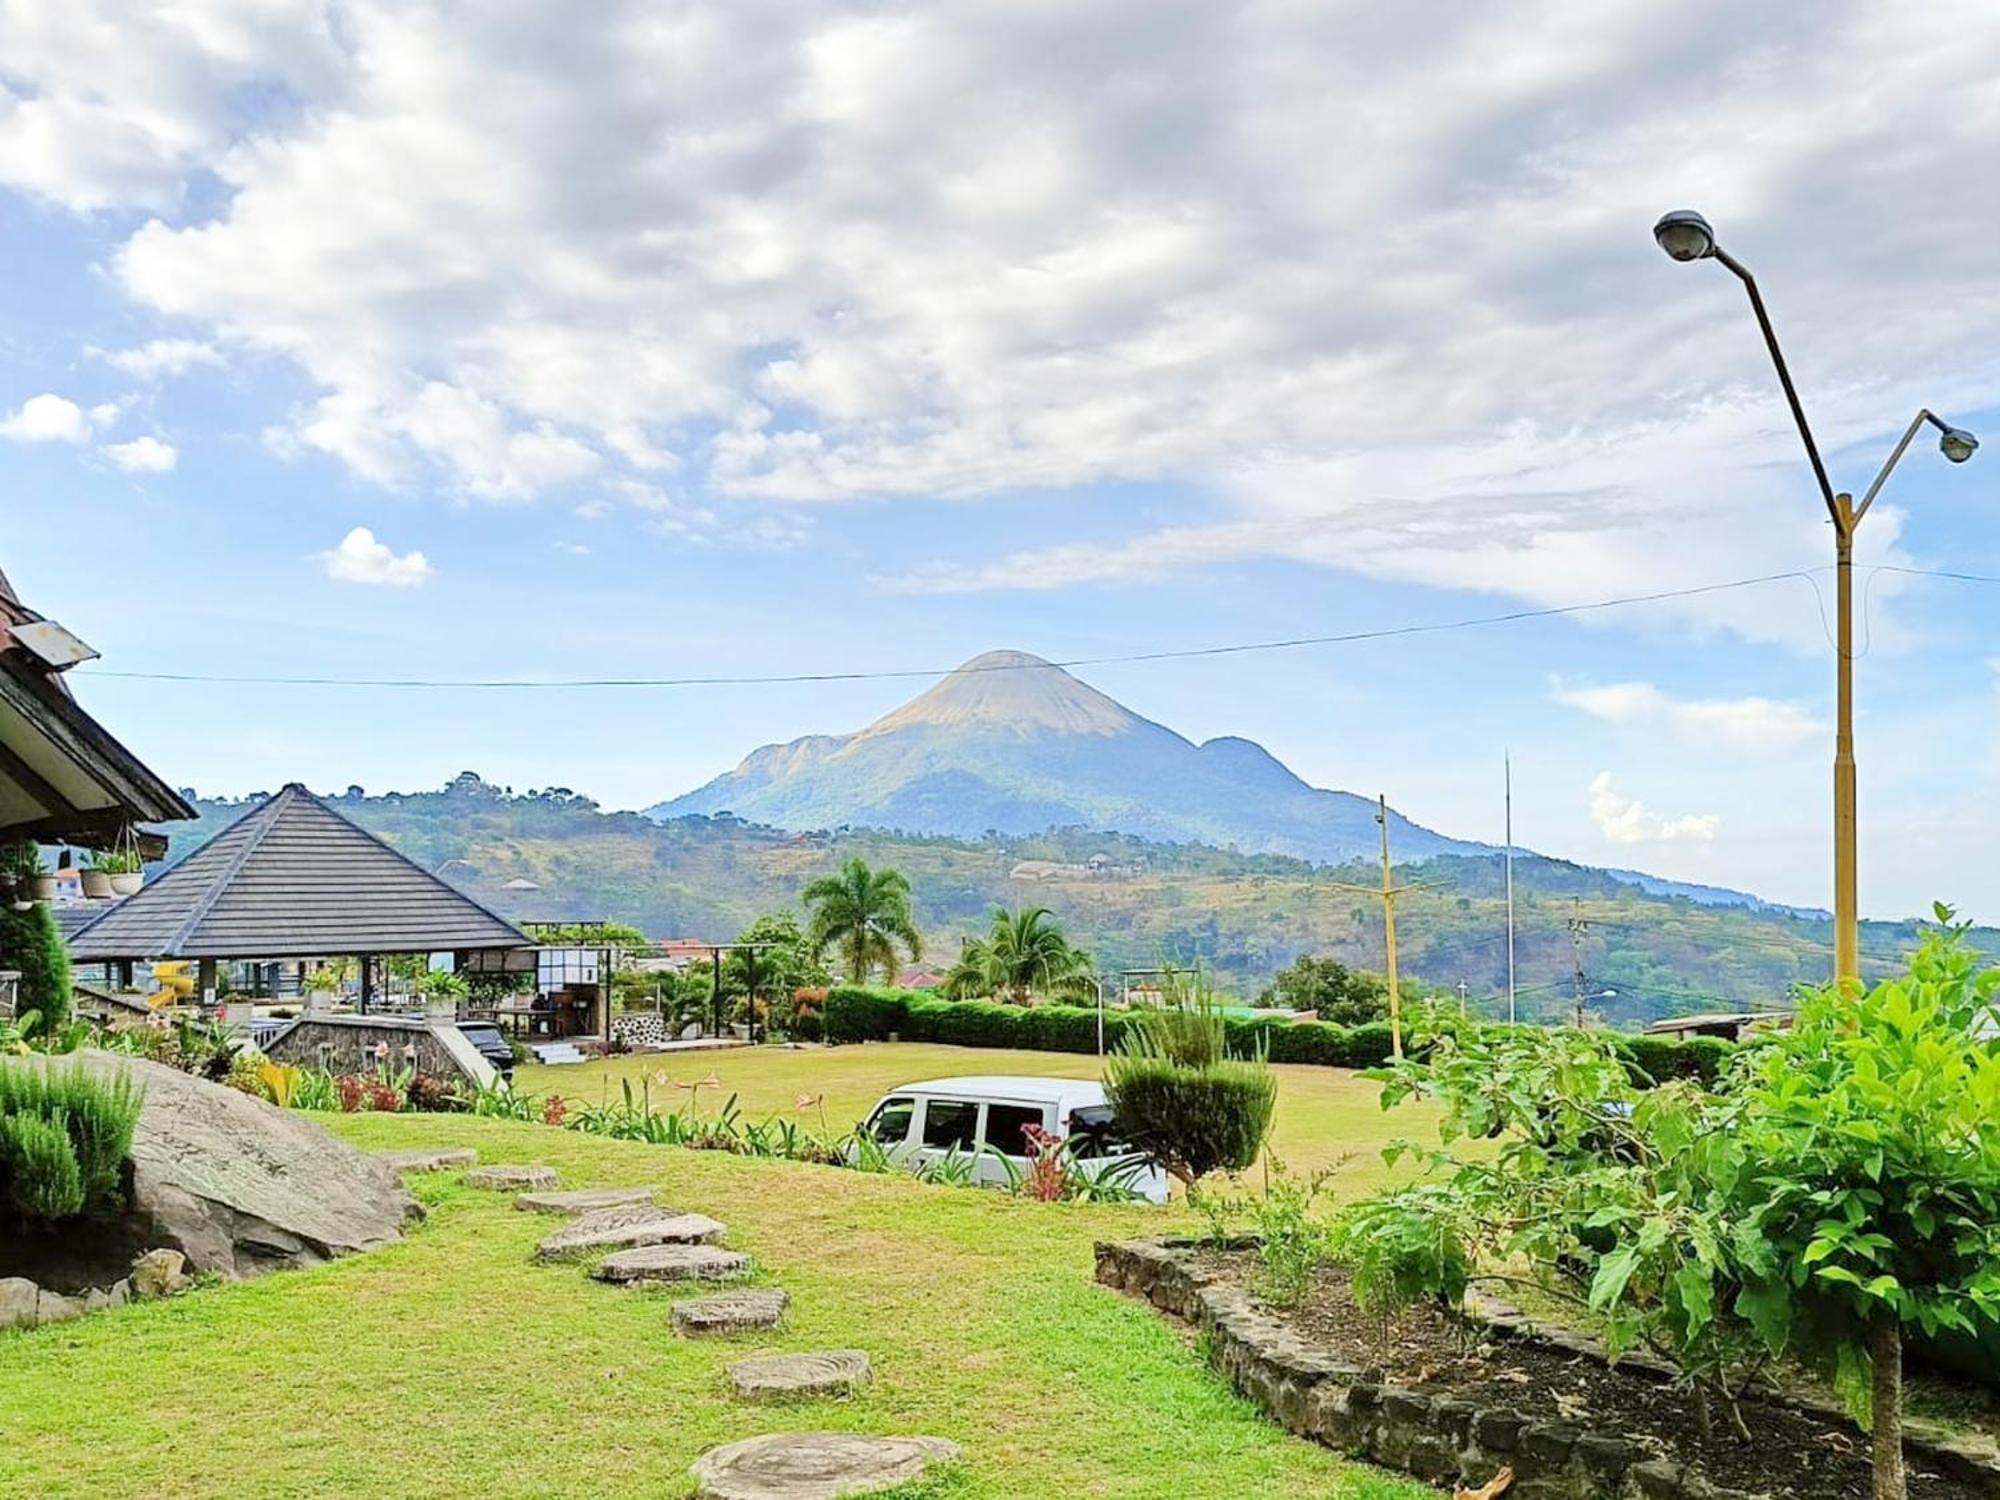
[0,1058,142,1223]
[822,986,911,1043]
[0,896,72,1032]
[1105,1008,1277,1184]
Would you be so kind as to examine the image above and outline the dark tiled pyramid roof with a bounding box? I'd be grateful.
[68,783,529,960]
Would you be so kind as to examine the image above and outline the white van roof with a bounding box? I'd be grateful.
[891,1075,1107,1109]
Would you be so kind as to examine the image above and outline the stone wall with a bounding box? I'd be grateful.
[264,1015,472,1084]
[1095,1238,2000,1500]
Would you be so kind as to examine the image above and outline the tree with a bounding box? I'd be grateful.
[724,912,829,1030]
[0,862,72,1031]
[944,906,1094,1004]
[1259,954,1389,1025]
[801,858,923,984]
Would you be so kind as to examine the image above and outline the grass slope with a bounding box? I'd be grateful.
[0,1113,1428,1500]
[521,1041,1431,1186]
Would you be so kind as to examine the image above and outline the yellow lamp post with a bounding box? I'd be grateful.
[1654,210,1980,987]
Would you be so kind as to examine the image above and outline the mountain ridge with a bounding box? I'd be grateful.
[650,649,1482,865]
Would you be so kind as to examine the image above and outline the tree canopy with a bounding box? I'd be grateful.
[944,906,1094,1004]
[802,858,923,984]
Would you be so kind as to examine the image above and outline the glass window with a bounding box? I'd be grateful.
[919,1099,980,1152]
[982,1103,1048,1157]
[866,1097,915,1145]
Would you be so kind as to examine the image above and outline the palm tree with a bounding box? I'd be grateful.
[801,858,924,984]
[949,906,1094,1005]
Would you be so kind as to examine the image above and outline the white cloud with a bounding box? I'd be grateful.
[4,0,1998,626]
[97,339,223,379]
[1588,771,1719,845]
[102,436,179,472]
[0,393,95,443]
[608,480,811,550]
[1551,679,1822,752]
[319,526,434,587]
[551,540,590,556]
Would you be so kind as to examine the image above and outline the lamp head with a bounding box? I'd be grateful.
[1653,210,1717,263]
[1940,426,1979,464]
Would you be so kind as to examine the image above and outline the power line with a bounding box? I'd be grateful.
[72,567,1831,691]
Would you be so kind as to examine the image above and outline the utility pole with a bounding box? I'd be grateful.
[1568,899,1590,1030]
[1332,795,1436,1061]
[1456,979,1469,1018]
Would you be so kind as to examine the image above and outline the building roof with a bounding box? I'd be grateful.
[68,783,531,961]
[0,570,195,849]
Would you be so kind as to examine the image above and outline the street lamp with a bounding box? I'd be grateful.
[1653,211,1981,987]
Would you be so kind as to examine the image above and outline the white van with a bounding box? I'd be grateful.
[856,1075,1169,1204]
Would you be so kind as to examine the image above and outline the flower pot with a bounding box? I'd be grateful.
[81,869,114,900]
[29,874,57,903]
[108,871,144,897]
[424,997,459,1022]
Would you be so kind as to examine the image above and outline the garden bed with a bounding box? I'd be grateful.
[1097,1237,2000,1499]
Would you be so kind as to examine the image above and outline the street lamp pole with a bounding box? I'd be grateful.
[1653,211,1979,989]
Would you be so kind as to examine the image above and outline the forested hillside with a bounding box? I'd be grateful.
[157,774,1986,1025]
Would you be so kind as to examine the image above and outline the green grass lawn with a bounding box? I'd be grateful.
[519,1040,1433,1190]
[0,1112,1433,1500]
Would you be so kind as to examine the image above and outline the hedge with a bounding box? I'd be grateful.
[821,985,1736,1084]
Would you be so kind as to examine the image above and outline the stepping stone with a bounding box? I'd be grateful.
[465,1164,559,1191]
[690,1432,960,1500]
[673,1289,790,1337]
[515,1186,657,1215]
[594,1244,750,1286]
[728,1351,872,1403]
[535,1206,727,1263]
[376,1147,479,1175]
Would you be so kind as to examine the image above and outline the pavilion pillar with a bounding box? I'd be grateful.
[360,955,375,1015]
[198,957,217,1008]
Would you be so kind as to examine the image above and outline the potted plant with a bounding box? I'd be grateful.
[1,842,43,908]
[81,850,115,899]
[29,848,58,904]
[417,968,469,1022]
[303,960,349,1015]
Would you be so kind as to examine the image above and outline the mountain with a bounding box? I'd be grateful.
[650,650,1483,865]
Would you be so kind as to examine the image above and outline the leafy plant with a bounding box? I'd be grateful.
[0,887,73,1031]
[1104,1002,1276,1184]
[0,1058,142,1224]
[291,1068,338,1111]
[85,847,142,875]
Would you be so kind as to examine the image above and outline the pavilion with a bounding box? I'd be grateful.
[68,782,532,1005]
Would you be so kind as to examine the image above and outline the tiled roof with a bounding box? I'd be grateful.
[67,783,530,960]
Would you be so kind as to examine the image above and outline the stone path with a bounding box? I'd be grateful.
[728,1351,872,1403]
[672,1289,789,1337]
[690,1432,960,1500]
[593,1243,750,1286]
[375,1147,479,1175]
[464,1164,558,1191]
[515,1186,656,1215]
[535,1206,727,1263]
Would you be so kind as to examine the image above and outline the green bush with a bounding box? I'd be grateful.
[1105,1009,1277,1183]
[0,897,72,1031]
[819,983,1723,1084]
[0,1059,142,1223]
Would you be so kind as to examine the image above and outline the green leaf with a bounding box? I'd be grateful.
[1589,1244,1641,1312]
[1737,1280,1792,1353]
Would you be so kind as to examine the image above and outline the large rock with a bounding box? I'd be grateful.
[5,1052,420,1284]
[0,1278,37,1331]
[535,1206,726,1263]
[690,1433,961,1500]
[594,1244,750,1285]
[728,1351,873,1402]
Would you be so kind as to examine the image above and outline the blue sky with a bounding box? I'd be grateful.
[4,0,2000,920]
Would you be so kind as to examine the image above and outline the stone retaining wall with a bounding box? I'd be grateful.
[1095,1238,2000,1499]
[264,1015,486,1087]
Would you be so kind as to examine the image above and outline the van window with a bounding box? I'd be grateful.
[919,1099,980,1152]
[982,1103,1047,1157]
[866,1097,916,1145]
